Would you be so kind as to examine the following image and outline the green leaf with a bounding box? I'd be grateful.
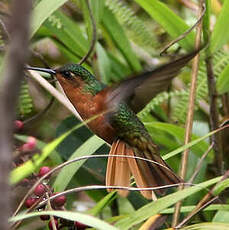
[15,134,63,165]
[10,210,117,230]
[53,135,105,192]
[134,0,195,51]
[52,40,91,71]
[213,178,229,196]
[203,0,211,44]
[107,52,131,81]
[89,191,117,216]
[44,11,89,58]
[161,204,229,214]
[10,124,80,184]
[144,122,211,160]
[31,0,68,37]
[115,177,220,229]
[213,211,229,223]
[161,127,219,161]
[90,0,105,25]
[181,222,229,230]
[216,63,229,94]
[79,0,105,41]
[79,0,95,42]
[54,116,107,200]
[211,0,229,53]
[102,7,141,72]
[75,166,107,201]
[96,43,112,84]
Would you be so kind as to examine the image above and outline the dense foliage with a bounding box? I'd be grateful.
[1,0,229,229]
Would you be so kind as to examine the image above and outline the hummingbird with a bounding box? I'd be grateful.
[27,49,201,199]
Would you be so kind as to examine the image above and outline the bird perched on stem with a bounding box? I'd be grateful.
[27,48,201,199]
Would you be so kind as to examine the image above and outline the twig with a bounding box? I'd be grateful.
[175,171,229,229]
[12,123,229,217]
[175,196,218,229]
[78,0,97,65]
[177,0,198,11]
[188,143,214,184]
[13,116,229,219]
[222,94,229,116]
[46,193,57,230]
[10,197,43,230]
[23,96,55,126]
[205,56,223,174]
[12,182,224,229]
[12,153,183,217]
[131,42,159,67]
[0,1,32,230]
[172,1,204,226]
[160,2,205,56]
[12,123,229,222]
[37,184,187,208]
[36,180,223,210]
[31,50,50,68]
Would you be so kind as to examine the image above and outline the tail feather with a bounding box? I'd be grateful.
[149,154,181,185]
[126,147,155,199]
[106,140,131,197]
[106,139,181,199]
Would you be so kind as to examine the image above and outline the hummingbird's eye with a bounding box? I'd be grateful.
[62,71,74,79]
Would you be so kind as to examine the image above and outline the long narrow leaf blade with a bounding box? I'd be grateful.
[115,177,220,229]
[53,135,105,192]
[134,0,195,51]
[31,0,68,37]
[10,210,118,230]
[102,7,141,72]
[211,0,229,53]
[10,125,80,184]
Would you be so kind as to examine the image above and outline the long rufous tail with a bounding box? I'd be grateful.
[106,139,181,199]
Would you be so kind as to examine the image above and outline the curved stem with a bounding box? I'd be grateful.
[78,0,97,65]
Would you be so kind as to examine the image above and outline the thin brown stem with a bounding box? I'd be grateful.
[205,56,223,174]
[10,197,43,230]
[222,94,229,116]
[46,193,57,230]
[176,171,229,228]
[12,125,229,219]
[175,196,218,229]
[12,153,183,217]
[177,0,199,11]
[160,3,205,55]
[188,143,213,184]
[172,1,204,226]
[78,0,97,65]
[37,184,187,209]
[23,96,55,125]
[0,1,31,230]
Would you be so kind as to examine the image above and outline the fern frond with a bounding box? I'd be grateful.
[18,81,33,117]
[172,63,208,123]
[48,15,63,29]
[213,50,229,77]
[138,90,187,119]
[105,0,155,47]
[139,50,229,123]
[173,50,229,123]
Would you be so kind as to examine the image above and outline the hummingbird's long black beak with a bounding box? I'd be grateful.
[26,66,56,75]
